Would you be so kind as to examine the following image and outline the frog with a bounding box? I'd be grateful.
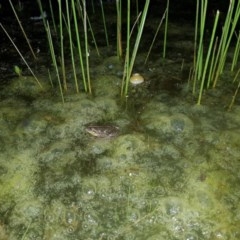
[85,124,119,138]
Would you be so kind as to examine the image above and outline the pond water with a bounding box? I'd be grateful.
[0,1,240,239]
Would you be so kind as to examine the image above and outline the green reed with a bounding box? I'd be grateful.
[49,0,57,37]
[144,8,167,64]
[100,0,109,46]
[9,0,37,60]
[231,31,240,71]
[38,0,93,95]
[0,23,43,89]
[121,0,150,97]
[72,0,87,92]
[191,0,240,105]
[228,67,240,110]
[76,0,100,56]
[46,21,64,103]
[116,0,122,59]
[66,0,79,93]
[192,0,207,96]
[197,10,219,105]
[212,0,240,88]
[81,0,92,94]
[58,0,67,91]
[163,0,169,59]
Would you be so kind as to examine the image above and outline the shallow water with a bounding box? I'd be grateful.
[1,67,240,239]
[1,2,240,239]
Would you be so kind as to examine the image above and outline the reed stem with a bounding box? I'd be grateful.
[116,0,122,59]
[9,0,37,60]
[46,21,64,103]
[100,0,109,46]
[0,23,42,89]
[73,0,87,92]
[122,0,150,96]
[197,10,219,105]
[66,0,79,93]
[58,0,67,91]
[163,0,169,59]
[82,0,92,94]
[144,9,166,64]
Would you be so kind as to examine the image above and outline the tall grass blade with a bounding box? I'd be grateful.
[100,0,109,46]
[0,23,43,89]
[144,9,166,64]
[46,21,64,103]
[213,0,240,87]
[228,68,240,110]
[116,0,122,59]
[58,0,67,91]
[231,31,240,71]
[49,0,57,37]
[163,0,169,59]
[9,0,37,60]
[72,0,87,92]
[197,10,219,105]
[82,0,92,94]
[122,0,150,96]
[76,0,100,57]
[66,0,79,93]
[121,0,131,96]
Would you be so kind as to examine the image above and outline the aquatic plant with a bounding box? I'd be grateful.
[121,0,150,97]
[0,23,43,89]
[116,0,122,60]
[191,0,240,105]
[37,0,93,96]
[100,0,109,47]
[163,0,169,59]
[144,8,167,64]
[9,0,37,60]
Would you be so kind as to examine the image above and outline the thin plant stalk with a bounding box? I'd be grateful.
[122,0,150,96]
[82,0,92,94]
[129,12,142,37]
[37,0,47,28]
[0,23,42,89]
[207,36,218,88]
[46,21,64,103]
[58,0,67,91]
[181,59,185,71]
[100,0,109,46]
[135,0,139,29]
[192,0,199,94]
[194,0,207,86]
[9,0,37,60]
[228,68,240,110]
[48,68,54,88]
[163,0,169,59]
[144,8,166,64]
[213,0,240,87]
[86,14,100,56]
[116,0,122,59]
[231,31,240,71]
[197,10,219,105]
[76,0,100,56]
[66,0,79,93]
[121,0,131,96]
[49,0,57,37]
[72,0,87,91]
[21,221,31,240]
